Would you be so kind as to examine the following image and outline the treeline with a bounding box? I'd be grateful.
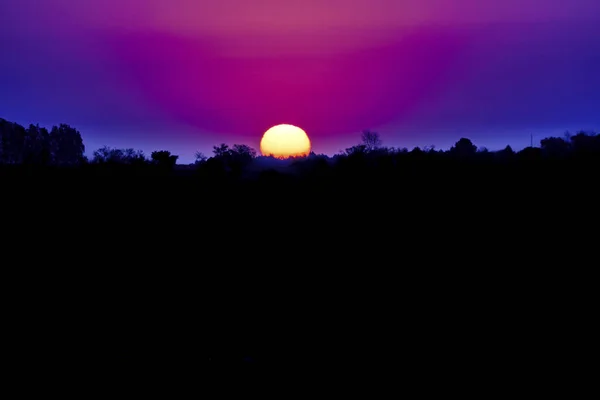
[0,119,84,165]
[1,117,599,178]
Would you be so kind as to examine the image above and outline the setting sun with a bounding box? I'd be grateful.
[260,124,311,159]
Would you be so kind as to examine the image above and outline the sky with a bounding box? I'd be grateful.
[1,0,599,163]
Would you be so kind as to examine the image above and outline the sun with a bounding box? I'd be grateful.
[260,124,311,159]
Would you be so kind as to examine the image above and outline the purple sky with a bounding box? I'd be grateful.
[1,0,599,163]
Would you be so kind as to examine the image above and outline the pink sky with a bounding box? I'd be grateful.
[1,0,599,161]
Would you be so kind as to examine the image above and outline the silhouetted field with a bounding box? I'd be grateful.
[2,119,597,387]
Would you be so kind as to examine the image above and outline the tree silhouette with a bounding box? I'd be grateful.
[194,151,207,164]
[450,138,477,157]
[0,118,27,164]
[93,146,146,164]
[344,145,367,156]
[540,136,570,157]
[231,144,257,160]
[24,124,51,165]
[212,144,230,158]
[361,130,382,151]
[501,145,515,156]
[229,144,256,175]
[569,131,599,155]
[49,124,85,165]
[204,143,257,176]
[151,150,178,168]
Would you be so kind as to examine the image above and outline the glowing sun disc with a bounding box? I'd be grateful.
[260,124,311,158]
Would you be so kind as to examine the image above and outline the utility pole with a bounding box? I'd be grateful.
[530,134,533,147]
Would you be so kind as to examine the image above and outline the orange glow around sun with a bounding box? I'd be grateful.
[260,124,311,159]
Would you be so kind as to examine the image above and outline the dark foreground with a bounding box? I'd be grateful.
[3,158,597,392]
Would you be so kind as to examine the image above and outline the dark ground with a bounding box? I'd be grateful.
[2,157,596,394]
